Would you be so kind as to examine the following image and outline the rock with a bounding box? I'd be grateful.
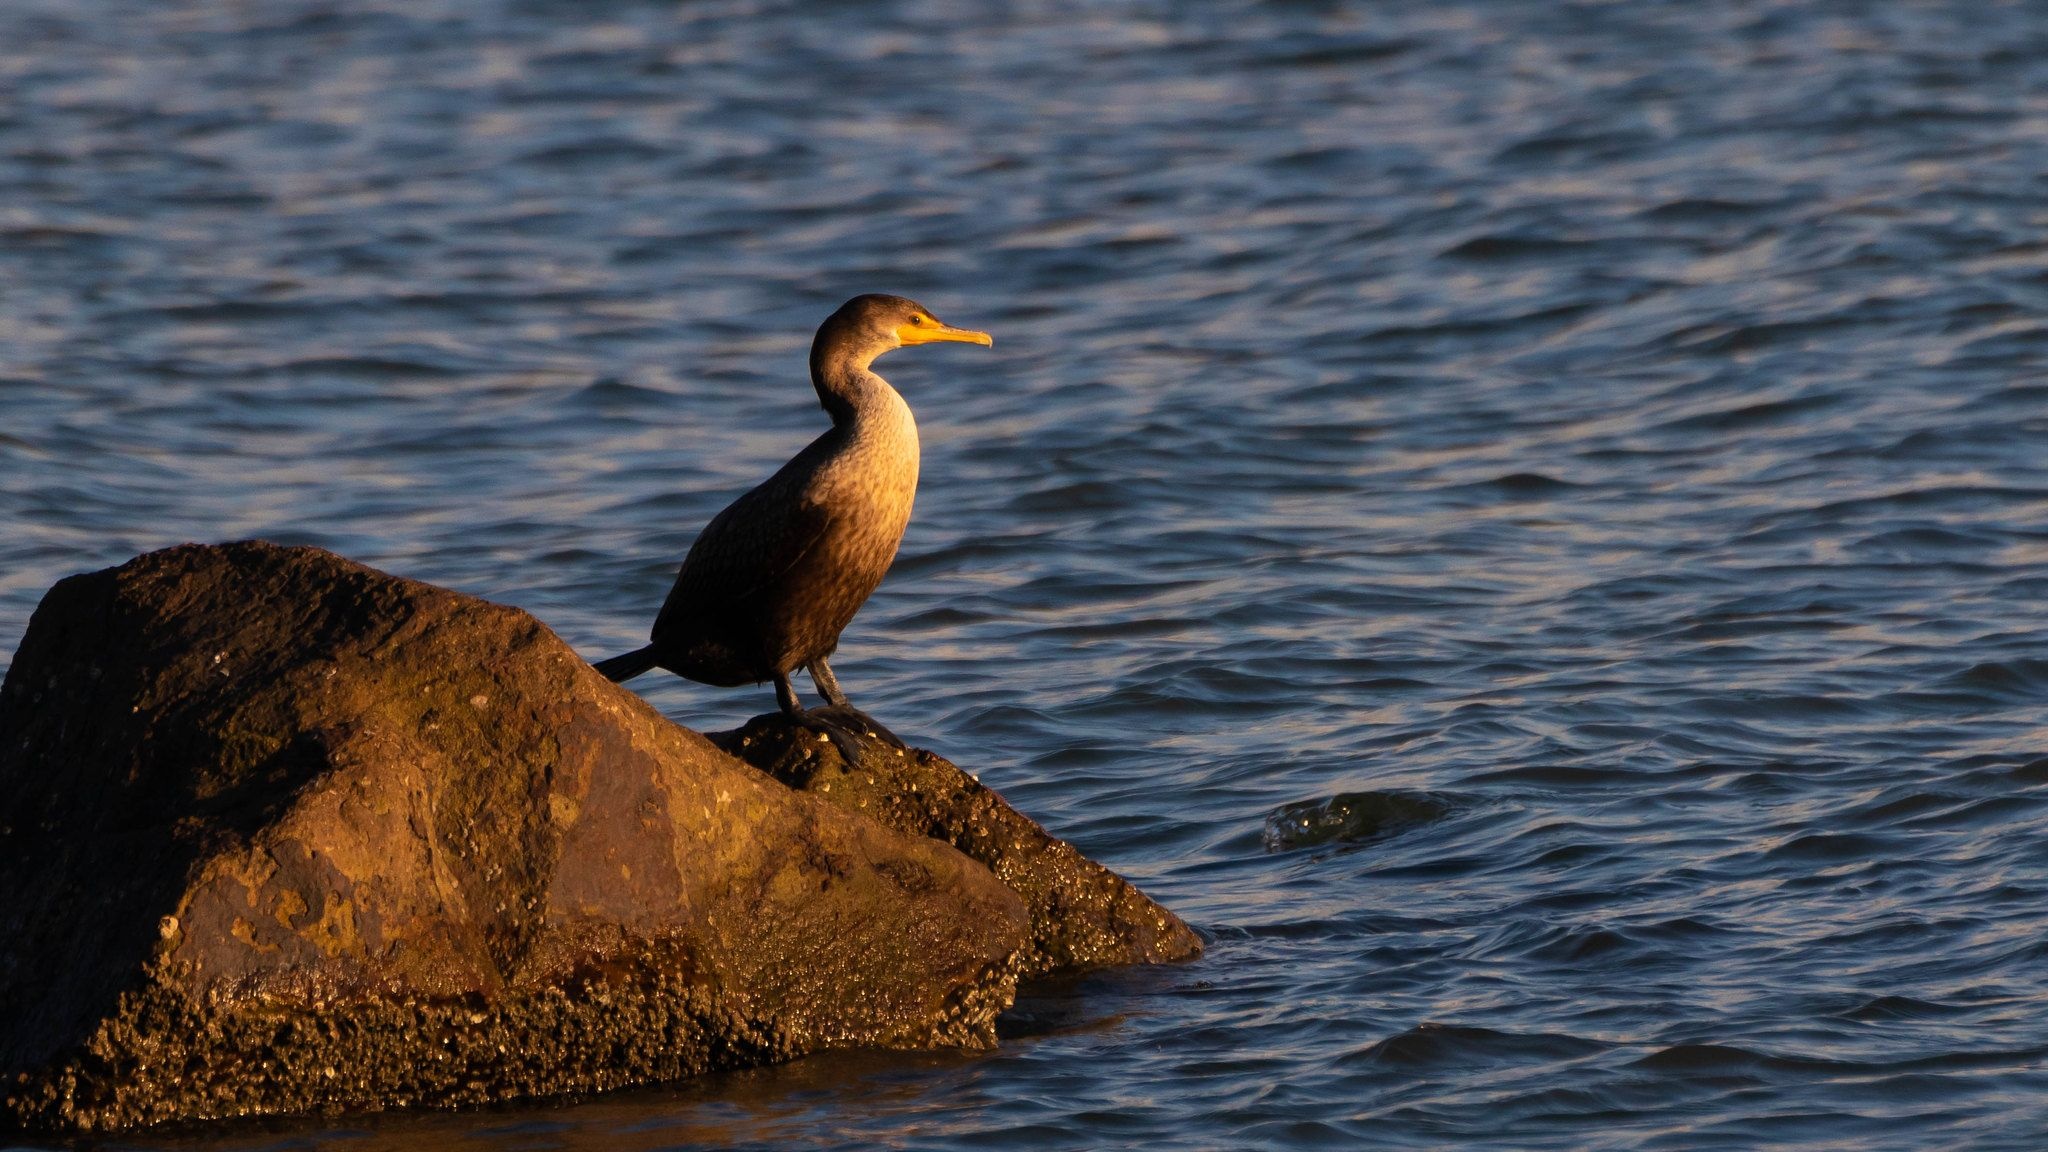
[0,542,1031,1134]
[711,715,1203,980]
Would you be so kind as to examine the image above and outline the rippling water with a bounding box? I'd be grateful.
[6,1,2048,1148]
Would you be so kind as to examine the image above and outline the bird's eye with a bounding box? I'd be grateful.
[913,315,929,325]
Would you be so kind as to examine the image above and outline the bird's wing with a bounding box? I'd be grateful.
[652,483,834,631]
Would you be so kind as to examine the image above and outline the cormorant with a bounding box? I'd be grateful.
[593,294,991,742]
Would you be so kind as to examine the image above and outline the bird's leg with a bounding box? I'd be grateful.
[773,666,871,763]
[807,655,852,709]
[806,656,907,749]
[774,671,804,716]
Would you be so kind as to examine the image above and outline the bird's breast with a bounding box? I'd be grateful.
[817,386,920,536]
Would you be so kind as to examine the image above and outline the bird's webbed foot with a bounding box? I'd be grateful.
[806,659,907,749]
[788,710,863,763]
[808,704,907,751]
[774,669,907,761]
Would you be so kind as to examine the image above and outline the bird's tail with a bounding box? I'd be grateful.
[592,646,659,682]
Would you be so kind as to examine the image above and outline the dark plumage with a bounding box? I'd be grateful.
[595,294,991,727]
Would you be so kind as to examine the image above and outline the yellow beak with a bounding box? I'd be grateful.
[897,320,994,347]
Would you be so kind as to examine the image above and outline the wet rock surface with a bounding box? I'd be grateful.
[0,542,1045,1134]
[711,713,1203,980]
[1261,791,1455,852]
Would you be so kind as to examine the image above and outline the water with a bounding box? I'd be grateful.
[4,0,2048,1147]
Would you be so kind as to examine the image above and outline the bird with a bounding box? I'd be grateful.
[593,294,991,746]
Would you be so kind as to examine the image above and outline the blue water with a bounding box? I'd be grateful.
[5,1,2048,1148]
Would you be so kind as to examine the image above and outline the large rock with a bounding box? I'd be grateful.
[0,543,1037,1133]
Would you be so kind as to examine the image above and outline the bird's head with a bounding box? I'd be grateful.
[816,294,993,369]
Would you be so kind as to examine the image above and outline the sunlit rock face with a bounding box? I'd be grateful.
[0,542,1031,1134]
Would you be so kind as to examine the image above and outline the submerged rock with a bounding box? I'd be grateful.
[713,715,1203,980]
[1261,791,1452,851]
[0,542,1044,1133]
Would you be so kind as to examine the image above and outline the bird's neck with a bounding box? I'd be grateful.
[810,350,897,429]
[808,349,921,510]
